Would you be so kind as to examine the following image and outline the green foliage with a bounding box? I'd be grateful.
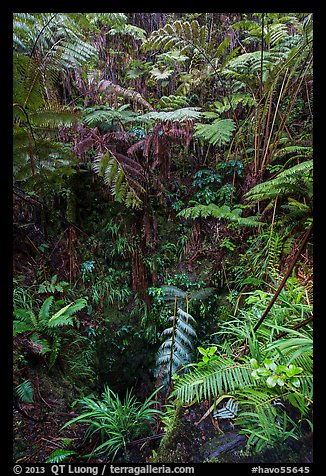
[45,449,77,463]
[158,95,190,111]
[178,203,263,227]
[194,119,236,147]
[63,386,162,460]
[92,150,145,209]
[245,160,313,204]
[139,107,203,123]
[172,354,255,403]
[156,308,197,386]
[142,20,208,55]
[13,295,87,367]
[37,275,69,294]
[15,379,34,403]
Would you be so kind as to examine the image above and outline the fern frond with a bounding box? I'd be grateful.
[45,449,77,463]
[92,151,145,209]
[158,95,190,111]
[98,80,155,111]
[47,298,87,328]
[16,379,33,403]
[38,296,54,326]
[245,160,313,203]
[13,320,35,336]
[142,20,207,55]
[172,356,255,403]
[178,203,263,227]
[194,119,236,146]
[138,107,202,123]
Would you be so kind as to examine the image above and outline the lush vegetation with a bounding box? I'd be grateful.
[13,12,313,464]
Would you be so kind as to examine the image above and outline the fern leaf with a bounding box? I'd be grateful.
[92,151,145,209]
[45,449,77,463]
[245,160,313,203]
[177,203,263,226]
[38,296,54,326]
[47,299,86,328]
[172,357,255,403]
[158,95,190,111]
[194,119,236,146]
[16,379,33,403]
[139,107,202,123]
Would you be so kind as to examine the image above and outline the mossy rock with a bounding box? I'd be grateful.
[152,403,203,463]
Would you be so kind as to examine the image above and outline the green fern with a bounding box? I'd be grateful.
[235,389,299,453]
[139,107,202,123]
[156,308,197,387]
[245,160,313,204]
[92,151,145,209]
[177,203,263,227]
[158,95,190,111]
[45,449,77,463]
[142,20,208,55]
[194,118,236,147]
[98,80,154,112]
[172,355,255,404]
[15,379,34,403]
[47,298,87,327]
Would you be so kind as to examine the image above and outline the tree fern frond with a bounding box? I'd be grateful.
[142,19,214,59]
[194,118,236,146]
[98,80,155,112]
[177,203,263,226]
[245,160,313,203]
[92,151,145,209]
[138,107,202,123]
[158,95,190,111]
